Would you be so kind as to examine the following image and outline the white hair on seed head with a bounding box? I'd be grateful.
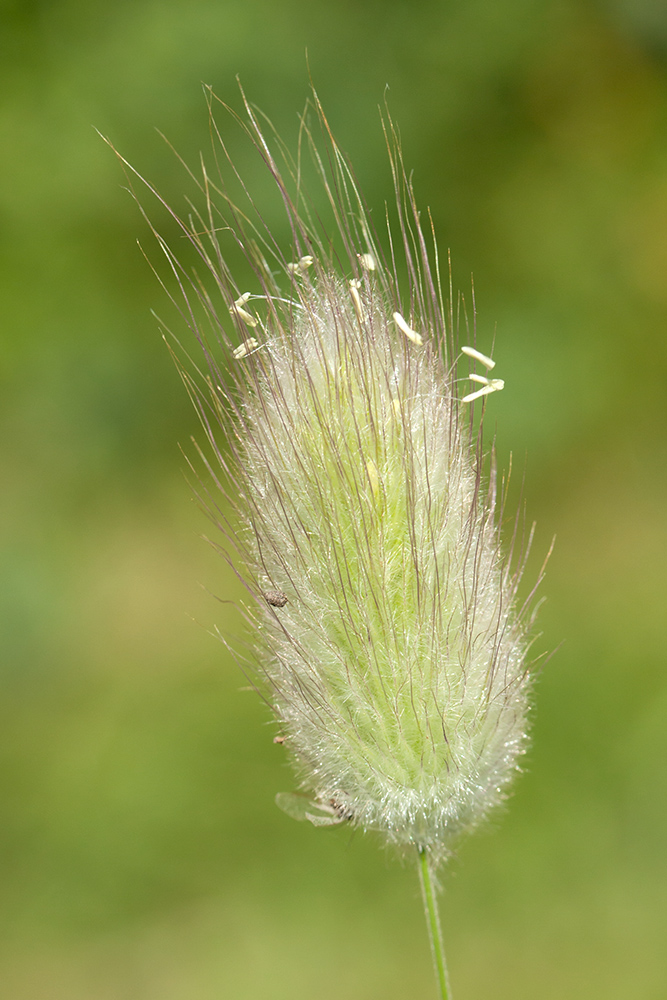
[110,84,546,867]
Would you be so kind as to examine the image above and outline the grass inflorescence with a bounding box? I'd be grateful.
[108,82,548,997]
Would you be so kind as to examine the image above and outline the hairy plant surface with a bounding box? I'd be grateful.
[115,87,543,864]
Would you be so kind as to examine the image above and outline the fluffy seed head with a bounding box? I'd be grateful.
[121,87,544,863]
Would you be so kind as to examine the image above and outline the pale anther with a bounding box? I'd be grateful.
[358,253,376,271]
[231,306,258,327]
[349,280,363,321]
[462,380,504,403]
[461,345,495,369]
[233,338,259,360]
[393,311,424,347]
[230,293,258,327]
[468,373,504,390]
[287,255,314,275]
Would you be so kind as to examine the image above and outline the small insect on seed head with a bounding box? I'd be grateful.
[275,791,353,827]
[263,589,289,608]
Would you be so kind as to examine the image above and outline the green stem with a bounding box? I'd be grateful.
[417,846,451,1000]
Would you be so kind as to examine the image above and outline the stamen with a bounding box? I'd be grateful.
[231,293,258,327]
[358,253,376,271]
[287,255,314,275]
[461,345,495,369]
[232,307,258,326]
[393,311,424,346]
[462,380,504,403]
[233,338,260,360]
[349,279,363,321]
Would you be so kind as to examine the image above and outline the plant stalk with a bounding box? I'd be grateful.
[418,846,451,999]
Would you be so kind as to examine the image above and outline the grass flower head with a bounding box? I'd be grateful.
[118,87,544,872]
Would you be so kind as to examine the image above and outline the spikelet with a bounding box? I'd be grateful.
[117,86,544,866]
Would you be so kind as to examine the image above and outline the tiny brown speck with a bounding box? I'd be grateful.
[264,589,288,607]
[273,735,285,744]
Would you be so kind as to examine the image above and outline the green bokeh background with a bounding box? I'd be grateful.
[2,1,667,997]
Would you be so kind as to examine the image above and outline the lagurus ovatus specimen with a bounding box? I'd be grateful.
[113,85,548,999]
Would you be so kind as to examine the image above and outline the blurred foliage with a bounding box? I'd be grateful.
[1,0,667,997]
